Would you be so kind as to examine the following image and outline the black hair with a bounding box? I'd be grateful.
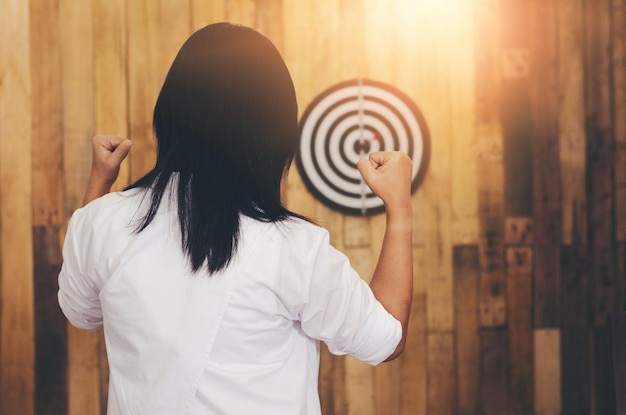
[127,22,304,274]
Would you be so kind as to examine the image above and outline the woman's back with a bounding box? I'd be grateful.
[59,181,400,414]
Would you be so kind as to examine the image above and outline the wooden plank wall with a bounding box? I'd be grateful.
[0,0,624,414]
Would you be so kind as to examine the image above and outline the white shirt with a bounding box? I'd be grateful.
[58,186,401,414]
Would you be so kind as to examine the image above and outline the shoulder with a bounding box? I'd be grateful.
[256,217,330,250]
[69,189,145,234]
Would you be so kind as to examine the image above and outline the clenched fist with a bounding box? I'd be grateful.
[357,151,413,212]
[83,135,131,205]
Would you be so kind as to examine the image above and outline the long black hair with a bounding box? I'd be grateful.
[127,23,304,274]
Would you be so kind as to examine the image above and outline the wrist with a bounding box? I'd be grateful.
[385,200,412,233]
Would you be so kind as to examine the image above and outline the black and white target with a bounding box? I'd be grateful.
[296,79,430,216]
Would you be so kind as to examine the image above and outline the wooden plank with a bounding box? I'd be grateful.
[426,332,455,415]
[500,0,532,218]
[127,0,159,182]
[475,0,506,329]
[94,0,129,191]
[339,0,366,79]
[500,62,533,217]
[617,242,626,312]
[534,328,561,415]
[529,0,561,328]
[609,312,626,415]
[448,0,479,247]
[98,335,109,415]
[30,0,64,226]
[506,247,533,415]
[60,0,94,215]
[374,357,401,415]
[557,0,587,246]
[67,327,103,415]
[364,0,395,81]
[592,327,613,415]
[454,246,480,415]
[561,244,591,415]
[319,346,346,415]
[417,3,454,329]
[0,0,34,413]
[344,356,375,415]
[33,227,67,414]
[586,0,617,328]
[612,0,626,243]
[400,294,427,415]
[480,327,508,415]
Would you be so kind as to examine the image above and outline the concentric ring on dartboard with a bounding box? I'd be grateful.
[296,79,430,216]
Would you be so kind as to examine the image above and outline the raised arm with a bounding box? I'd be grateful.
[357,151,413,361]
[83,135,132,205]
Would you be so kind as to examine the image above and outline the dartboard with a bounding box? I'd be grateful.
[296,79,430,216]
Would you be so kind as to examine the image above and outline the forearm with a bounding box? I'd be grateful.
[369,201,413,361]
[83,174,115,206]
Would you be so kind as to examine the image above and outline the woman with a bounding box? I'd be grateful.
[59,22,413,414]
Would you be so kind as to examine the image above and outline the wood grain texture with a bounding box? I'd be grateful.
[500,0,532,218]
[67,327,103,415]
[30,0,64,226]
[480,327,508,415]
[427,332,455,415]
[592,327,614,415]
[529,0,562,329]
[609,312,626,415]
[506,247,533,415]
[419,3,454,332]
[617,242,626,312]
[400,294,427,415]
[561,244,591,415]
[557,0,587,246]
[475,0,506,329]
[1,0,626,413]
[60,0,94,215]
[534,329,561,415]
[585,0,617,327]
[449,0,479,246]
[33,227,67,414]
[0,0,34,413]
[454,246,480,415]
[614,0,626,243]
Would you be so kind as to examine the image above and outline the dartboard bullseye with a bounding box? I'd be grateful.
[296,79,430,216]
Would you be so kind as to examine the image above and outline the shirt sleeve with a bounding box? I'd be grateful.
[297,229,402,366]
[57,210,104,330]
